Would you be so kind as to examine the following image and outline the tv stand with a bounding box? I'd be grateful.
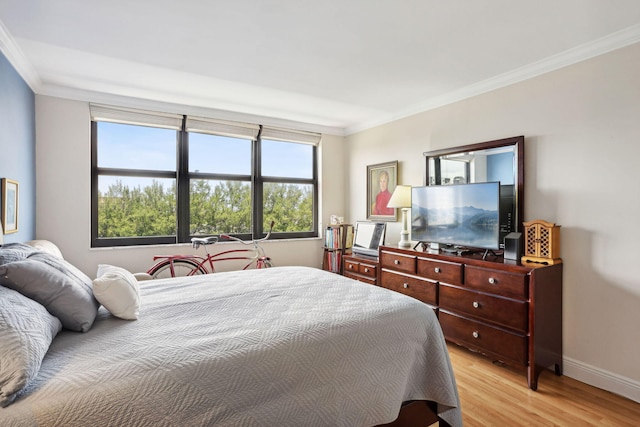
[413,241,428,251]
[413,242,473,256]
[440,245,459,254]
[482,249,499,260]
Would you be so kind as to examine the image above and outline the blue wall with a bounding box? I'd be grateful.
[487,152,514,185]
[0,51,36,242]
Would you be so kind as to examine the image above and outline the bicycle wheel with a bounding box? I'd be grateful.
[256,257,273,269]
[148,259,207,279]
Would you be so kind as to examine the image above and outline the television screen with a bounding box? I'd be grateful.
[352,221,386,257]
[411,182,500,250]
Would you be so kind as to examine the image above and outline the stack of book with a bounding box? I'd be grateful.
[322,224,353,274]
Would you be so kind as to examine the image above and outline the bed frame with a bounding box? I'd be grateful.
[377,400,450,427]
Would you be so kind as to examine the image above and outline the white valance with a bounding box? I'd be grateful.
[186,117,260,140]
[90,104,183,130]
[261,126,321,146]
[89,105,322,144]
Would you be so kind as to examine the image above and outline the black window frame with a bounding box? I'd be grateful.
[91,118,319,248]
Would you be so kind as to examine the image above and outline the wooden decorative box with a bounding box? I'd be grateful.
[521,219,562,265]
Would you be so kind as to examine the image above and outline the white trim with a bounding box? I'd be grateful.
[0,20,40,90]
[3,17,639,137]
[345,24,640,135]
[39,83,346,137]
[564,356,640,403]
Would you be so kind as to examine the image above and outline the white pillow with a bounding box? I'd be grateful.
[25,240,64,259]
[92,264,141,320]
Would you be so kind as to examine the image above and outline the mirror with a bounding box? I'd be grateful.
[423,136,524,245]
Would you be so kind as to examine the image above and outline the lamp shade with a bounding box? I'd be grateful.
[387,185,412,209]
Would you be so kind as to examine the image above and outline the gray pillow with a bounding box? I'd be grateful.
[0,285,62,407]
[0,254,99,332]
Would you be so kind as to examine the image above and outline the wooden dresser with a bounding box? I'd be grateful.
[343,253,379,285]
[378,245,563,390]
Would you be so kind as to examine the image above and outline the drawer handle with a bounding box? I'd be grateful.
[394,259,400,265]
[434,267,441,273]
[488,277,497,285]
[403,283,409,289]
[472,331,479,339]
[348,264,354,269]
[364,268,369,273]
[472,301,480,309]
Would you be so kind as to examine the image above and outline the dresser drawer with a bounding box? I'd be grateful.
[417,257,463,284]
[439,285,528,332]
[440,311,527,365]
[380,250,416,274]
[380,270,437,305]
[465,266,528,299]
[344,271,377,286]
[344,259,360,274]
[358,261,377,278]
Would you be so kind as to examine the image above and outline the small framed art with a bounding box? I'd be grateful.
[1,178,19,234]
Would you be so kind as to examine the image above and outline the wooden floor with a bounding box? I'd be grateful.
[446,343,640,426]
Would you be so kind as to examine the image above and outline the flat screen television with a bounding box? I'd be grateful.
[411,182,500,251]
[351,221,386,257]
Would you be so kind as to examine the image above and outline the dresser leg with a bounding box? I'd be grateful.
[529,361,563,390]
[554,363,563,376]
[527,367,539,391]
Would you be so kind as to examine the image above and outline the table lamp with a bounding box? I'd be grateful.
[387,185,412,248]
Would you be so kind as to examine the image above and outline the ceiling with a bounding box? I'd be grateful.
[1,1,640,135]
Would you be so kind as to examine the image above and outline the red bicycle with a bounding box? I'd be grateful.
[147,222,274,279]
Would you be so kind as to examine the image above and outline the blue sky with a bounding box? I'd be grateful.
[97,122,312,192]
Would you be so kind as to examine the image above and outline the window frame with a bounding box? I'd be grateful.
[91,115,319,248]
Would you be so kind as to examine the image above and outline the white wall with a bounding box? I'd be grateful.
[345,42,640,401]
[34,96,345,277]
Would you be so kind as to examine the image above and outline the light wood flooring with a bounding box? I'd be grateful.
[446,343,640,426]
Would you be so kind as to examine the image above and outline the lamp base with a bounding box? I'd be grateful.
[398,208,411,248]
[398,231,411,248]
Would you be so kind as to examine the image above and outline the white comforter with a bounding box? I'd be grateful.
[2,266,461,427]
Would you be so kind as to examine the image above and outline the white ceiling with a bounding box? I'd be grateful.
[1,0,640,135]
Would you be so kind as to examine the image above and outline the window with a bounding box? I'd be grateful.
[261,139,315,232]
[91,105,319,247]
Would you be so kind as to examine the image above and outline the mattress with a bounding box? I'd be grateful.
[1,266,461,426]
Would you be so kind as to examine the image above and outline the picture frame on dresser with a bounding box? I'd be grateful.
[366,161,398,221]
[1,178,18,234]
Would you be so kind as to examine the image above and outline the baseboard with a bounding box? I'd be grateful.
[564,356,640,403]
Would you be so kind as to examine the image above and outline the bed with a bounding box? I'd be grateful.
[0,244,461,427]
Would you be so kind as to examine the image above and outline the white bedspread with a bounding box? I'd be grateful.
[1,266,461,427]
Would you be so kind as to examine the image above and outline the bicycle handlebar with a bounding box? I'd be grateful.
[220,221,275,245]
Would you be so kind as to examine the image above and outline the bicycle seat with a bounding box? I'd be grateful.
[191,236,218,249]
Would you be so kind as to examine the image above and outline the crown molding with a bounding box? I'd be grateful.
[0,18,345,137]
[0,19,41,90]
[37,82,346,137]
[3,16,639,138]
[345,23,640,135]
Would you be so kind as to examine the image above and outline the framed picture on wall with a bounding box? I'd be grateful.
[1,178,18,234]
[366,161,398,221]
